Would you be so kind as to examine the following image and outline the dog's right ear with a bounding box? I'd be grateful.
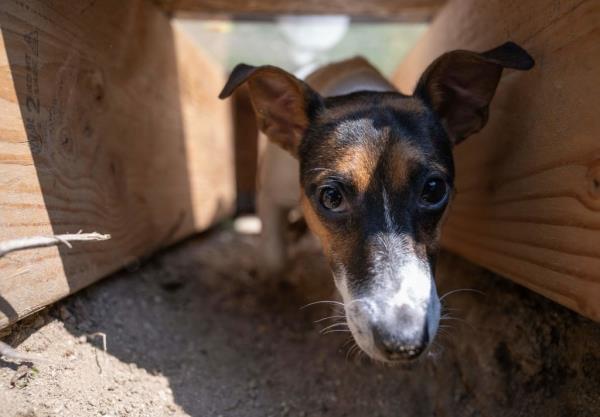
[219,64,322,156]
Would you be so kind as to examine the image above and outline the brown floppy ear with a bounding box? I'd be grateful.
[415,41,534,144]
[219,64,322,156]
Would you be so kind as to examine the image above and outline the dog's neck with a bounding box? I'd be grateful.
[304,57,397,97]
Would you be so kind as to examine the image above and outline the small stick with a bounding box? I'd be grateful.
[88,332,107,352]
[0,231,111,259]
[88,332,107,374]
[0,340,48,365]
[0,231,109,366]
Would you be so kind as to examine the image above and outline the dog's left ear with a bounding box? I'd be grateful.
[415,41,534,144]
[219,64,322,156]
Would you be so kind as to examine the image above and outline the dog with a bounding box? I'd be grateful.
[220,42,534,363]
[252,58,399,279]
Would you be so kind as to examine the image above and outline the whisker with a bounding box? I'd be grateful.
[441,316,465,323]
[346,343,359,361]
[314,315,346,323]
[441,316,474,331]
[432,333,450,347]
[436,329,452,339]
[356,349,366,364]
[322,329,352,335]
[341,337,355,349]
[300,300,345,310]
[353,345,365,363]
[433,328,455,351]
[439,288,485,302]
[320,322,349,334]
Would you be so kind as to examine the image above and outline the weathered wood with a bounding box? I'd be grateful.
[232,86,258,214]
[393,0,600,320]
[156,0,444,21]
[0,0,235,329]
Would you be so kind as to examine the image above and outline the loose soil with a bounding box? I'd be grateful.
[1,227,598,417]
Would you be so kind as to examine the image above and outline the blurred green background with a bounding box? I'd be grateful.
[176,19,427,77]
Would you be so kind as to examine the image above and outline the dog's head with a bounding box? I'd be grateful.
[220,42,533,363]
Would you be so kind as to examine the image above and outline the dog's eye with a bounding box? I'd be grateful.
[319,186,346,212]
[420,177,448,209]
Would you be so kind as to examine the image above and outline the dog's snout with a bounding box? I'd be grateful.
[342,261,441,362]
[371,319,429,361]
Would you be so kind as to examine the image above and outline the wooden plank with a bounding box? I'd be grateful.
[0,0,235,329]
[392,0,600,320]
[232,86,258,214]
[155,0,445,21]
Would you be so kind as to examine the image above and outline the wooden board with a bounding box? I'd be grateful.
[232,86,258,214]
[0,0,235,329]
[156,0,445,21]
[392,0,600,321]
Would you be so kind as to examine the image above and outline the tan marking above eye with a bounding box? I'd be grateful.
[314,105,448,197]
[330,118,384,192]
[329,121,432,194]
[333,148,377,192]
[388,141,427,191]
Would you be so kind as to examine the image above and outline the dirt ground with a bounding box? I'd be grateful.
[1,225,599,417]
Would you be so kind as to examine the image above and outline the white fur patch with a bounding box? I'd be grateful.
[334,118,383,145]
[334,233,440,362]
[390,257,432,310]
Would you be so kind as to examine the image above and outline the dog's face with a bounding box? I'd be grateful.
[220,42,533,363]
[299,94,451,361]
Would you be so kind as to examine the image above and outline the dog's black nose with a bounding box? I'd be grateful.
[371,323,429,361]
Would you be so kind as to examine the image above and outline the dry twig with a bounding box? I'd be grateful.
[0,231,111,259]
[0,340,48,365]
[88,332,107,374]
[0,231,110,365]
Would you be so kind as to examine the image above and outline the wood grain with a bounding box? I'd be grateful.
[0,0,235,329]
[155,0,445,21]
[392,0,600,320]
[232,85,258,214]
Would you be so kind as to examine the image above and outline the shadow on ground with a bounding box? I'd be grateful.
[1,227,599,417]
